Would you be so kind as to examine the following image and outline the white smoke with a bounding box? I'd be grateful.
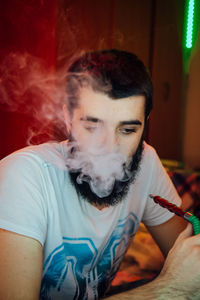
[64,140,132,198]
[0,52,71,143]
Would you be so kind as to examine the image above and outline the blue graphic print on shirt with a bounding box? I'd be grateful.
[40,212,139,300]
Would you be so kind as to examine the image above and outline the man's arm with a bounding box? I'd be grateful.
[146,214,188,256]
[0,229,43,300]
[106,223,200,300]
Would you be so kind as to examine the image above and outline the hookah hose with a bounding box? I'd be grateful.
[149,194,200,235]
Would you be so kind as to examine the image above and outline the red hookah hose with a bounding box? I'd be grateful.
[149,194,200,235]
[149,194,185,217]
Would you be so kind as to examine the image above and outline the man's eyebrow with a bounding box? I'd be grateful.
[119,120,142,126]
[80,117,142,125]
[80,116,102,123]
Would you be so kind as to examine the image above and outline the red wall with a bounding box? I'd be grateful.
[0,0,57,159]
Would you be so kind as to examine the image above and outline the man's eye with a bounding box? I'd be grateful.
[120,128,136,134]
[84,126,97,132]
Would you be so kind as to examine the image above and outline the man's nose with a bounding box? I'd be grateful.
[102,131,118,151]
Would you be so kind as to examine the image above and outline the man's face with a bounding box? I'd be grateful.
[70,87,145,159]
[67,86,145,208]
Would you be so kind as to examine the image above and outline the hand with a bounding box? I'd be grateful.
[159,223,200,298]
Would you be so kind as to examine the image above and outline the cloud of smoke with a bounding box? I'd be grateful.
[0,52,70,144]
[0,51,135,198]
[64,140,133,198]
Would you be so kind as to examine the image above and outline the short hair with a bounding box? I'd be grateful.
[66,49,153,119]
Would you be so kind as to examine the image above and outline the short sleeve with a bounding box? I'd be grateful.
[142,147,182,227]
[0,151,47,246]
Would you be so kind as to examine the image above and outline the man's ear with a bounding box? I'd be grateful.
[63,104,71,137]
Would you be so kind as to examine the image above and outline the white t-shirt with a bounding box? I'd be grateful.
[0,141,181,299]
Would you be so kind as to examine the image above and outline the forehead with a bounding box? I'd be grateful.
[75,87,145,122]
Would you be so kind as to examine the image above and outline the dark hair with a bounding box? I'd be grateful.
[66,49,153,119]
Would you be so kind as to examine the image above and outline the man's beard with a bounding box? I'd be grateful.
[68,137,144,208]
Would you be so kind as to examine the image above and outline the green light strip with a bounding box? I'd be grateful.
[186,0,195,48]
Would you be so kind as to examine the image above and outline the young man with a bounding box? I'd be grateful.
[0,49,199,300]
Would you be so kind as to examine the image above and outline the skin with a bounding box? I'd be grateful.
[1,86,199,300]
[68,86,145,159]
[0,229,42,300]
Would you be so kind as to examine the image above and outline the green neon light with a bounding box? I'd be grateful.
[186,0,195,48]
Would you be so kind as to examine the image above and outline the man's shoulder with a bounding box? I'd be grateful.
[142,141,158,162]
[138,142,163,178]
[0,141,68,173]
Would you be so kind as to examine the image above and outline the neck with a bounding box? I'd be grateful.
[91,202,108,210]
